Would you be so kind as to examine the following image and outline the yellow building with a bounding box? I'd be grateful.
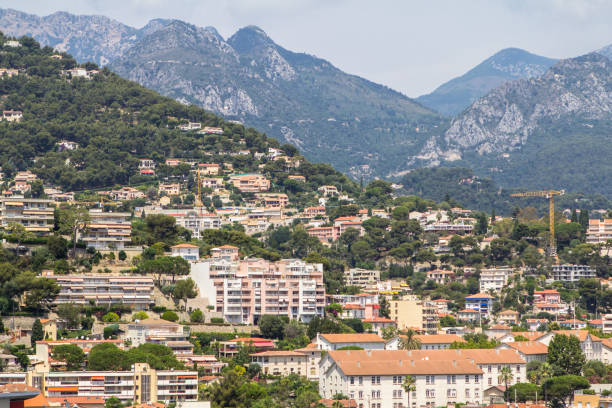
[40,319,56,341]
[389,297,439,334]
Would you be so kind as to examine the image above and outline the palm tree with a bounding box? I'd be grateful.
[498,366,514,402]
[536,362,553,385]
[402,375,416,408]
[399,329,422,350]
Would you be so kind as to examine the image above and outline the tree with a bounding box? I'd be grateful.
[56,303,81,329]
[190,309,204,323]
[173,278,198,308]
[543,375,589,408]
[118,250,127,261]
[402,375,416,408]
[31,319,43,347]
[47,234,68,259]
[25,277,60,311]
[52,344,85,370]
[507,383,541,402]
[498,366,514,401]
[399,329,421,350]
[379,296,390,318]
[102,312,120,322]
[132,311,149,321]
[161,311,179,322]
[88,343,128,371]
[475,212,488,235]
[58,206,90,258]
[105,397,122,408]
[259,315,288,339]
[381,326,398,341]
[547,334,586,376]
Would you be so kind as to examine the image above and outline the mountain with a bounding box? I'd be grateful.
[416,48,557,116]
[416,53,612,196]
[0,9,445,179]
[0,32,357,204]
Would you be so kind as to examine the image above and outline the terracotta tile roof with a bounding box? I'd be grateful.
[320,399,358,407]
[251,350,306,357]
[466,293,494,299]
[128,318,178,326]
[401,348,526,364]
[500,310,519,315]
[171,243,199,248]
[23,393,50,408]
[342,304,364,310]
[504,331,548,341]
[534,289,560,294]
[327,350,483,375]
[362,317,395,323]
[489,324,512,330]
[319,333,385,344]
[414,334,465,344]
[0,384,40,394]
[551,330,601,342]
[47,397,105,405]
[502,341,548,355]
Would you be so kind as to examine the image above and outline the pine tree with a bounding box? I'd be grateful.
[578,209,589,231]
[491,209,496,224]
[570,209,578,223]
[31,319,43,347]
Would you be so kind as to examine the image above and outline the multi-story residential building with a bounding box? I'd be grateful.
[178,122,201,131]
[465,293,494,319]
[346,268,380,288]
[457,309,480,322]
[498,310,520,325]
[317,185,338,197]
[254,193,289,208]
[423,223,474,234]
[306,226,335,242]
[189,258,325,324]
[414,334,465,350]
[0,197,55,234]
[201,177,224,190]
[320,349,505,407]
[197,163,221,175]
[303,206,326,218]
[210,245,240,261]
[426,269,454,285]
[171,243,200,261]
[363,317,397,336]
[587,219,612,244]
[167,210,220,239]
[251,351,309,377]
[138,159,156,169]
[497,342,548,363]
[389,298,439,334]
[47,273,153,310]
[81,210,131,250]
[126,318,193,356]
[537,330,602,361]
[44,363,197,403]
[219,337,276,357]
[533,289,561,304]
[229,173,270,192]
[551,264,596,282]
[315,333,387,351]
[14,171,37,183]
[158,184,180,196]
[35,339,124,370]
[603,314,612,334]
[479,268,513,293]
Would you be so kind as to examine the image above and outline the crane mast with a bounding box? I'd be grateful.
[510,190,563,257]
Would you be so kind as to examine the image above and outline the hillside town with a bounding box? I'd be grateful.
[0,28,611,408]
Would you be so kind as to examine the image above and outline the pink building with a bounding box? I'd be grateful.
[193,258,325,324]
[533,290,561,304]
[229,173,270,192]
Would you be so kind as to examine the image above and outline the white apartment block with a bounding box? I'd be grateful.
[346,268,380,288]
[81,210,131,250]
[479,268,513,293]
[46,273,153,310]
[166,210,221,239]
[551,264,596,282]
[0,197,55,233]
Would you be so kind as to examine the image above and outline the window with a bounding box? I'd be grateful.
[350,376,355,385]
[358,391,363,399]
[474,375,479,384]
[371,376,380,385]
[475,389,480,398]
[359,376,363,385]
[488,378,492,385]
[393,390,403,399]
[371,390,381,399]
[488,365,492,373]
[465,389,470,398]
[516,365,521,373]
[447,389,456,398]
[465,375,470,383]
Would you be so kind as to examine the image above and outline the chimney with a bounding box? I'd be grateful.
[356,361,360,367]
[496,349,500,355]
[452,360,457,367]
[367,350,371,357]
[399,360,403,366]
[411,360,415,366]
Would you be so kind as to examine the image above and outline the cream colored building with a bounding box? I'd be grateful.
[251,350,308,377]
[389,298,439,334]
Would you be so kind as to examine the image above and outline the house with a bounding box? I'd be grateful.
[526,319,548,332]
[178,122,202,131]
[158,184,180,196]
[14,170,37,182]
[346,268,379,287]
[485,324,512,339]
[533,302,568,316]
[0,68,18,78]
[559,319,587,330]
[56,140,79,151]
[201,177,224,189]
[138,159,156,169]
[533,289,561,304]
[199,126,223,134]
[210,245,239,261]
[317,185,339,196]
[139,169,155,176]
[219,338,276,357]
[171,243,200,261]
[288,175,306,182]
[362,317,396,336]
[458,309,480,322]
[315,333,386,351]
[426,269,454,285]
[414,334,465,350]
[250,351,308,377]
[497,341,548,363]
[303,206,326,218]
[108,187,145,201]
[432,299,451,314]
[498,310,520,325]
[229,173,270,192]
[198,163,220,175]
[40,319,57,341]
[4,40,21,47]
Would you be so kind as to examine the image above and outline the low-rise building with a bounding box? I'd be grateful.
[315,333,387,351]
[229,173,270,192]
[317,185,338,197]
[414,334,465,350]
[551,264,596,282]
[108,187,145,201]
[126,318,192,355]
[48,273,153,310]
[346,268,379,288]
[81,210,131,250]
[2,110,22,122]
[158,184,180,196]
[251,351,308,377]
[168,210,220,239]
[0,197,55,234]
[497,341,548,363]
[171,243,200,261]
[533,289,561,304]
[426,269,454,285]
[498,310,520,326]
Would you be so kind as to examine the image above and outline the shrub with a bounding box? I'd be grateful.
[210,317,224,324]
[152,306,167,314]
[190,309,204,323]
[161,311,179,322]
[132,311,149,321]
[102,312,120,322]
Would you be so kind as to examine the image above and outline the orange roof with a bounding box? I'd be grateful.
[500,310,519,315]
[362,317,395,323]
[466,293,494,299]
[320,399,358,408]
[24,393,50,408]
[506,332,548,341]
[251,350,306,357]
[0,383,40,395]
[502,341,548,355]
[320,333,385,344]
[534,289,560,294]
[552,330,601,342]
[414,334,465,344]
[342,304,364,310]
[489,324,512,330]
[47,397,105,406]
[171,243,199,248]
[215,245,239,249]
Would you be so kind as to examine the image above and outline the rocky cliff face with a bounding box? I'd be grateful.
[417,48,557,116]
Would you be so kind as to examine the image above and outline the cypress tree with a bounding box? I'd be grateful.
[31,319,43,347]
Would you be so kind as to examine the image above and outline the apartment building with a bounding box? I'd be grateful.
[465,293,495,319]
[389,298,439,334]
[346,268,380,288]
[35,339,124,370]
[319,350,488,408]
[0,197,55,233]
[189,258,325,324]
[603,314,612,334]
[423,223,474,234]
[229,173,270,192]
[81,210,131,250]
[167,210,221,239]
[126,319,192,356]
[533,289,561,304]
[479,268,513,293]
[158,184,180,196]
[47,273,153,310]
[210,245,240,261]
[426,269,454,285]
[552,264,596,282]
[587,219,612,244]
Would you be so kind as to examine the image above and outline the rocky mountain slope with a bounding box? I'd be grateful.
[419,53,612,196]
[0,9,444,179]
[417,48,557,116]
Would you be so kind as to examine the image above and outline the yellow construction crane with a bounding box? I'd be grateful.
[195,168,203,207]
[510,190,564,256]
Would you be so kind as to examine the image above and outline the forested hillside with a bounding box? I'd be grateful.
[0,33,356,199]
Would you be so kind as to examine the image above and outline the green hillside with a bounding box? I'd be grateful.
[0,32,357,202]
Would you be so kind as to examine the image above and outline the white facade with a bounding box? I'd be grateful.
[551,264,596,282]
[479,268,513,293]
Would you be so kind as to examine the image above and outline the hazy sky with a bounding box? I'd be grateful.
[4,0,612,97]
